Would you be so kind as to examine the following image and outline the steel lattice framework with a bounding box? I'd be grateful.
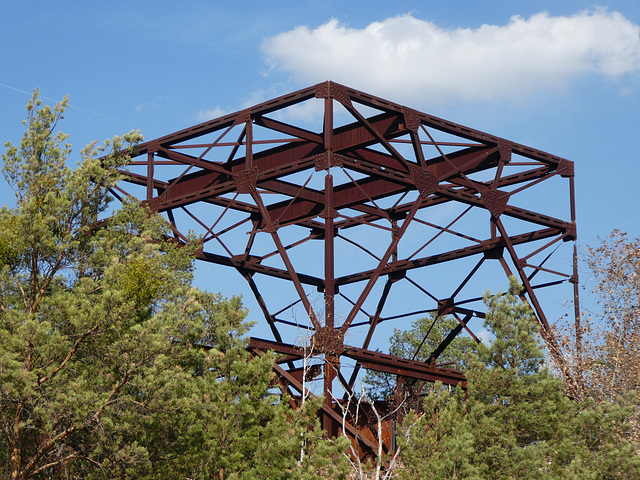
[106,81,579,455]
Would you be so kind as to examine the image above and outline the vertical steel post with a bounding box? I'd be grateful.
[146,151,154,201]
[323,172,336,401]
[570,175,583,391]
[324,97,335,330]
[324,173,335,329]
[322,97,336,434]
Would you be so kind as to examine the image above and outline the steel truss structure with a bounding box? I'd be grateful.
[106,81,579,456]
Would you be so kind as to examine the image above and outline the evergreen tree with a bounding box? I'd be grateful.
[0,91,347,480]
[399,280,640,479]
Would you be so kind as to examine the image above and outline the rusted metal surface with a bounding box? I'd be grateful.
[105,81,578,457]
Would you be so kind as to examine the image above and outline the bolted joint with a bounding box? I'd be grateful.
[402,107,421,133]
[480,188,509,219]
[563,222,577,241]
[147,140,160,153]
[314,151,344,171]
[262,220,280,234]
[319,208,339,219]
[437,298,455,317]
[497,138,512,163]
[233,168,259,194]
[311,327,345,355]
[408,163,439,198]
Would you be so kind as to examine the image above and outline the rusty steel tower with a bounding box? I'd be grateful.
[107,81,579,455]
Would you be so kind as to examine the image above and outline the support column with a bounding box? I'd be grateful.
[324,173,335,330]
[146,151,154,201]
[322,97,337,435]
[323,173,336,423]
[323,96,335,331]
[570,175,583,394]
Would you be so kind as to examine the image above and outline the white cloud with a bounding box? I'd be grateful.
[270,98,325,125]
[194,87,326,127]
[261,9,640,104]
[194,106,229,122]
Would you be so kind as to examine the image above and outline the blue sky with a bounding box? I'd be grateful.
[1,1,639,347]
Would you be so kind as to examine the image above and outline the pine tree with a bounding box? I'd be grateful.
[398,280,640,479]
[0,91,347,480]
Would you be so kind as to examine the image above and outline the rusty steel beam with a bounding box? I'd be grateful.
[343,347,466,388]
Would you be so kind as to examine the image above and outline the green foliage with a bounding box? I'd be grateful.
[398,281,640,479]
[0,89,142,318]
[0,92,345,480]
